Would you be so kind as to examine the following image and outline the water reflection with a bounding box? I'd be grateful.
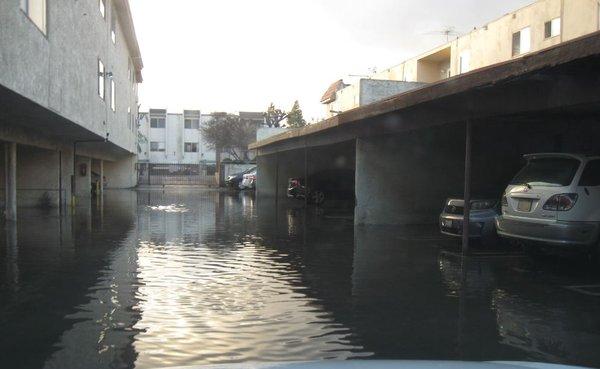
[1,189,600,369]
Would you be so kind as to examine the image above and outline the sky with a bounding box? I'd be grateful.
[129,0,533,121]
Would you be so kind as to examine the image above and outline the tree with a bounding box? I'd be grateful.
[264,103,287,128]
[286,100,306,128]
[200,113,256,161]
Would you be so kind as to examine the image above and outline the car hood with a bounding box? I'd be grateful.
[163,360,590,369]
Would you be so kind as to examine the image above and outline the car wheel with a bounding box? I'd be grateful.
[311,190,325,205]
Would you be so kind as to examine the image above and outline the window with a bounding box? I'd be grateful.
[579,160,600,186]
[544,18,561,39]
[184,119,200,129]
[511,157,580,187]
[184,143,199,153]
[150,142,165,152]
[459,51,470,74]
[98,59,105,100]
[110,13,116,44]
[150,117,166,128]
[512,26,531,56]
[127,107,132,130]
[20,0,47,35]
[99,0,105,18]
[110,79,116,111]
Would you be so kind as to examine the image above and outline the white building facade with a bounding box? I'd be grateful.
[138,109,217,165]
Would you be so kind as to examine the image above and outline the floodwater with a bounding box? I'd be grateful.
[1,189,600,369]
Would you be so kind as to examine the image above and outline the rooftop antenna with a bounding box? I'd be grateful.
[423,26,460,42]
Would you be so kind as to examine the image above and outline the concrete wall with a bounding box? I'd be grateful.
[355,127,466,226]
[0,144,74,208]
[257,127,289,142]
[359,80,427,106]
[325,80,426,118]
[104,154,137,189]
[75,156,92,198]
[256,154,278,198]
[0,0,140,154]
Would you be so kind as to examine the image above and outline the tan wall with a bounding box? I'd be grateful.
[373,0,600,83]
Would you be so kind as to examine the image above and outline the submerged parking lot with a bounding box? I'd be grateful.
[1,189,600,369]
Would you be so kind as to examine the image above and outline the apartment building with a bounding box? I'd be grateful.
[323,0,600,117]
[138,109,216,165]
[0,0,143,216]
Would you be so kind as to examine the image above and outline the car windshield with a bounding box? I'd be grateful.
[510,157,580,187]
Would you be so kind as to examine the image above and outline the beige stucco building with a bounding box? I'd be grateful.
[324,0,600,117]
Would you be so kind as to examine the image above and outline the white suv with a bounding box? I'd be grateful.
[496,153,600,253]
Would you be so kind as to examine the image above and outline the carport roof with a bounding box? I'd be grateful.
[250,31,600,153]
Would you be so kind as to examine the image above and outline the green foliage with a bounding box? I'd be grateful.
[286,100,306,128]
[200,113,256,161]
[264,103,287,128]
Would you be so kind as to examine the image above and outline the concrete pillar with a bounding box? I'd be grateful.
[91,159,104,194]
[74,156,92,199]
[103,154,137,188]
[355,128,465,226]
[60,147,73,210]
[4,142,17,221]
[256,153,278,198]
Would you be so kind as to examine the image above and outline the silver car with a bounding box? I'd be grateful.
[439,198,499,244]
[496,153,600,253]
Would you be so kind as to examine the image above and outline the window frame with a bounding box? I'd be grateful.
[110,11,116,44]
[110,79,116,112]
[127,107,132,130]
[184,118,200,129]
[512,26,531,56]
[99,0,106,19]
[150,117,166,129]
[544,17,561,39]
[150,142,166,152]
[184,142,199,153]
[20,0,47,35]
[459,50,470,74]
[98,59,105,100]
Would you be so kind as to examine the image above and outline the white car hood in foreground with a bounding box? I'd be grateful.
[165,360,592,369]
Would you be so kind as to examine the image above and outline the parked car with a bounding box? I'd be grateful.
[241,168,257,190]
[225,167,256,189]
[287,169,355,205]
[496,153,600,256]
[439,197,500,245]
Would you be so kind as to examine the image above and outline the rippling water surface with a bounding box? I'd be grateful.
[1,189,600,369]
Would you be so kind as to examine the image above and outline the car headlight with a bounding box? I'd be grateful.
[470,200,496,210]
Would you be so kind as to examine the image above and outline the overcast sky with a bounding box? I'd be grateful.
[130,0,533,120]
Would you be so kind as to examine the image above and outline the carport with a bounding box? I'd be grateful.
[250,31,600,253]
